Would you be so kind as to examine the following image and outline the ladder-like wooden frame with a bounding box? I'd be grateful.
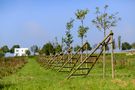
[66,31,114,79]
[58,42,88,72]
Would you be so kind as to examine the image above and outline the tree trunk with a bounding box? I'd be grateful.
[103,30,106,78]
[81,37,83,62]
[111,31,115,78]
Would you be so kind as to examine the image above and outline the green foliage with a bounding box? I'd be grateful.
[122,42,132,50]
[1,45,9,53]
[75,9,89,20]
[75,9,89,45]
[74,42,92,52]
[92,5,121,36]
[66,19,74,30]
[55,44,62,54]
[78,26,89,39]
[0,50,5,57]
[10,45,20,53]
[30,45,38,55]
[64,19,74,51]
[74,45,81,52]
[42,42,55,55]
[131,42,135,49]
[25,50,31,56]
[83,42,92,51]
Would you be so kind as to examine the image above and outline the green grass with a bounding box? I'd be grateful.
[1,55,135,90]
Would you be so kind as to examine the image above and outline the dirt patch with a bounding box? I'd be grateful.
[131,79,135,85]
[111,79,128,88]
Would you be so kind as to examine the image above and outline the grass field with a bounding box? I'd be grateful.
[0,54,135,90]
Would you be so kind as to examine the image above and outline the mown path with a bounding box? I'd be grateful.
[0,58,66,90]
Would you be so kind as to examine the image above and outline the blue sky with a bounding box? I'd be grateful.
[0,0,135,48]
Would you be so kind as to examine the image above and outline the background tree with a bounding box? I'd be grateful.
[122,42,132,50]
[55,44,62,54]
[131,42,135,49]
[92,5,121,78]
[10,45,20,53]
[25,50,31,56]
[64,19,74,53]
[83,42,92,51]
[118,36,121,50]
[31,45,38,55]
[42,42,55,55]
[38,49,44,55]
[1,45,9,53]
[0,50,5,57]
[74,45,81,52]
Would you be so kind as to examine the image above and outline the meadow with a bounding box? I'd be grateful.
[0,54,135,90]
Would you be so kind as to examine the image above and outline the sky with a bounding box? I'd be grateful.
[0,0,135,49]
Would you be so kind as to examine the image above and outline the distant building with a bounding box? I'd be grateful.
[14,48,29,56]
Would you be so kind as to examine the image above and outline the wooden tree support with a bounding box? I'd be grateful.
[66,31,114,79]
[43,31,114,79]
[58,42,88,72]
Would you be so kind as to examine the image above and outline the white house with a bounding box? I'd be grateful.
[14,48,29,56]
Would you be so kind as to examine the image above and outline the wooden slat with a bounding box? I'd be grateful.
[59,71,70,72]
[72,74,87,76]
[63,66,73,68]
[77,68,89,70]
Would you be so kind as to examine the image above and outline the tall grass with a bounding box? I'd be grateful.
[0,57,27,78]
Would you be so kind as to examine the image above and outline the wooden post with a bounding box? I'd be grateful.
[86,41,88,68]
[103,46,106,79]
[110,30,115,79]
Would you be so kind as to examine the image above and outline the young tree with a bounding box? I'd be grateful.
[75,9,89,46]
[118,36,121,50]
[64,19,74,53]
[92,5,121,78]
[10,45,20,53]
[30,45,38,55]
[75,9,89,63]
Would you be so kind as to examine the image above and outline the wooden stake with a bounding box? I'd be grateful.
[110,30,115,79]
